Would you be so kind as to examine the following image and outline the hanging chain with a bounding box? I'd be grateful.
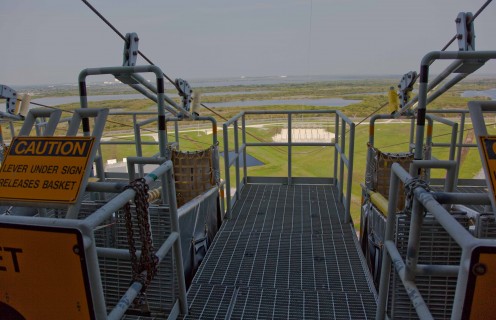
[123,178,159,293]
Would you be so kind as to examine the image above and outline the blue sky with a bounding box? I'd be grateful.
[1,0,495,85]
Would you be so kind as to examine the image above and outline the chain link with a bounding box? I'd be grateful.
[123,178,158,295]
[403,177,431,214]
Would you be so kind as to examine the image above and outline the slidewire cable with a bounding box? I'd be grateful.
[354,0,493,129]
[81,0,286,150]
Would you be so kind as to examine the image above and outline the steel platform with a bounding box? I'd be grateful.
[184,184,377,319]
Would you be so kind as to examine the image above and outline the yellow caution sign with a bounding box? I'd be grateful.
[0,223,93,319]
[479,136,496,207]
[0,136,95,204]
[463,246,496,319]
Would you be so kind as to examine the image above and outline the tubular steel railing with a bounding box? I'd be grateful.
[0,160,189,319]
[375,161,494,320]
[222,110,355,223]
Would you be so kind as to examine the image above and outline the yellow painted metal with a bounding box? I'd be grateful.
[0,136,95,204]
[387,87,399,114]
[368,190,389,216]
[0,224,92,319]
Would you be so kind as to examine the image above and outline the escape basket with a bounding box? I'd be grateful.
[171,146,216,207]
[366,143,414,211]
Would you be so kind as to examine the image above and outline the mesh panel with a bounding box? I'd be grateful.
[79,202,175,317]
[475,214,496,239]
[387,213,469,319]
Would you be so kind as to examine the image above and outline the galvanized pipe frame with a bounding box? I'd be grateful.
[234,116,241,206]
[132,116,180,177]
[424,114,458,162]
[0,111,24,121]
[405,160,458,284]
[165,115,218,147]
[400,59,465,112]
[134,115,159,177]
[384,240,434,320]
[67,108,110,218]
[79,65,169,159]
[427,109,478,186]
[222,109,355,221]
[376,161,496,319]
[67,159,188,317]
[367,113,458,182]
[413,50,496,166]
[129,72,191,118]
[372,107,481,190]
[18,108,62,137]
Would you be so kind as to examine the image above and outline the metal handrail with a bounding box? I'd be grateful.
[375,161,493,320]
[222,110,355,222]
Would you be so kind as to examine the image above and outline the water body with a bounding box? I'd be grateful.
[220,152,264,167]
[32,94,359,108]
[462,89,496,100]
[32,94,147,106]
[208,98,360,108]
[188,74,398,87]
[32,91,272,106]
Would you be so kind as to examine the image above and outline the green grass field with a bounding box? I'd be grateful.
[7,77,494,228]
[99,117,484,228]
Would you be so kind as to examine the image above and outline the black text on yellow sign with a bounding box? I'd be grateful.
[0,136,95,203]
[0,223,94,320]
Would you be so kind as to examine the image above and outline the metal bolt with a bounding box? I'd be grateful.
[134,37,139,42]
[457,34,463,39]
[133,51,137,56]
[455,18,461,23]
[73,245,80,255]
[472,263,487,276]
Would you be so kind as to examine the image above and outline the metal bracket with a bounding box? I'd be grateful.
[456,12,475,52]
[398,71,417,110]
[123,32,139,66]
[0,84,17,114]
[175,78,192,112]
[115,33,140,84]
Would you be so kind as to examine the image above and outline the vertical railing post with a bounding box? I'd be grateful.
[376,164,401,320]
[164,167,188,315]
[174,121,180,146]
[345,122,355,223]
[223,122,231,218]
[234,120,240,203]
[288,113,292,185]
[455,112,466,186]
[333,113,339,186]
[338,118,346,203]
[409,118,416,153]
[242,114,247,185]
[133,114,145,177]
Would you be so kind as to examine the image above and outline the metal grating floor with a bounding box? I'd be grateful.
[185,184,377,319]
